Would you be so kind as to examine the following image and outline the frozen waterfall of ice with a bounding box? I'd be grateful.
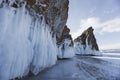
[0,5,33,80]
[74,37,101,55]
[30,19,57,75]
[0,3,57,80]
[58,39,75,58]
[0,0,76,79]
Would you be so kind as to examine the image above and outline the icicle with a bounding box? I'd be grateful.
[0,3,33,80]
[0,0,74,79]
[63,39,74,58]
[30,17,57,75]
[74,36,101,55]
[74,42,85,54]
[58,39,75,58]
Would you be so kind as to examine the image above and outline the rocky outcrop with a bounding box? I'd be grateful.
[0,0,71,80]
[0,0,68,37]
[57,25,73,46]
[26,0,69,38]
[41,0,69,38]
[57,25,74,58]
[74,27,100,55]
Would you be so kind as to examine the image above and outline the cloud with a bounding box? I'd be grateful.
[72,17,100,39]
[72,17,120,39]
[80,17,100,28]
[80,17,120,33]
[101,18,120,33]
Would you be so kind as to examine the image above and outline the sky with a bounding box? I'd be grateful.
[67,0,120,49]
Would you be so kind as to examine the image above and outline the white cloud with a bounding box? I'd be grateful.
[80,17,100,28]
[72,17,100,39]
[101,18,120,33]
[72,17,120,39]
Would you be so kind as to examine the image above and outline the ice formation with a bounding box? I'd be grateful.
[74,27,101,56]
[0,0,74,79]
[58,39,74,58]
[57,25,75,59]
[0,2,57,80]
[74,42,101,55]
[30,19,57,75]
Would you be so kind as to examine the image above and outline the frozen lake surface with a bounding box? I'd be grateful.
[21,52,120,80]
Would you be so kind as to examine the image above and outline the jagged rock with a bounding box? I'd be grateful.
[74,27,100,55]
[26,0,73,58]
[57,25,73,46]
[26,0,71,58]
[42,0,69,38]
[0,0,72,79]
[57,25,74,58]
[74,27,99,50]
[26,0,69,38]
[0,0,69,38]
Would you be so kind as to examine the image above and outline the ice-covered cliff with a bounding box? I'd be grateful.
[57,25,74,58]
[74,27,100,55]
[0,0,73,80]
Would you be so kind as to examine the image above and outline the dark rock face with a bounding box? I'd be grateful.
[74,27,100,55]
[26,0,69,38]
[57,25,74,58]
[74,27,99,51]
[0,0,69,38]
[43,0,69,38]
[0,0,71,79]
[0,0,70,56]
[57,25,73,47]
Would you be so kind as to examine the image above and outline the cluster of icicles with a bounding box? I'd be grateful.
[0,0,100,80]
[0,1,75,80]
[74,37,101,55]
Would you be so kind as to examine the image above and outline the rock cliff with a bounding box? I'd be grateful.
[0,0,72,80]
[57,25,74,58]
[74,27,100,55]
[0,0,68,37]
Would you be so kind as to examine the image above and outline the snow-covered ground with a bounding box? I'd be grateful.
[21,51,120,80]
